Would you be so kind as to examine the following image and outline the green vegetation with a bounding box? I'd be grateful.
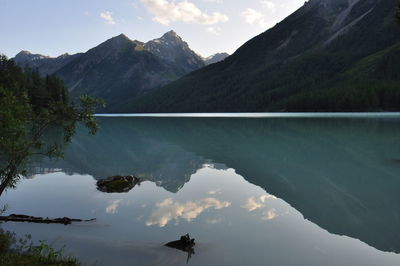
[0,55,99,265]
[397,1,400,23]
[0,55,103,196]
[119,0,400,113]
[286,43,400,111]
[0,230,79,266]
[104,179,130,191]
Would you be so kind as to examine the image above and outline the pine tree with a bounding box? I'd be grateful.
[397,1,400,23]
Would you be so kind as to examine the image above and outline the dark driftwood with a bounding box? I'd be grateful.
[0,214,96,225]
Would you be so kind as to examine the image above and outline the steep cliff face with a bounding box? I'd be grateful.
[122,0,400,112]
[145,30,205,74]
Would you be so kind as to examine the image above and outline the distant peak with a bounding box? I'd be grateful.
[17,50,32,56]
[115,33,130,40]
[161,30,180,39]
[101,33,133,47]
[57,53,70,59]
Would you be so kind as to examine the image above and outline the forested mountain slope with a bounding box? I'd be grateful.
[122,0,400,112]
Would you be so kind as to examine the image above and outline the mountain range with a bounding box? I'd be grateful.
[14,31,228,109]
[204,52,230,65]
[120,0,400,113]
[14,0,400,112]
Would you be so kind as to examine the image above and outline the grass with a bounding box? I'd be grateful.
[0,253,79,266]
[0,229,81,266]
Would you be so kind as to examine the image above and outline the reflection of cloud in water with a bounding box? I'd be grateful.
[262,208,278,221]
[206,217,224,224]
[146,198,231,227]
[260,194,277,202]
[106,200,122,214]
[207,189,222,195]
[242,197,264,211]
[242,194,277,212]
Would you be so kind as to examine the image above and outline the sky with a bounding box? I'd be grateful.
[0,0,305,58]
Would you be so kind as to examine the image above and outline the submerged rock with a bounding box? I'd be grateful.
[96,175,141,193]
[165,234,195,251]
[165,234,195,264]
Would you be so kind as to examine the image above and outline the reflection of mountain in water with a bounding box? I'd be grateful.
[39,116,400,254]
[38,119,222,193]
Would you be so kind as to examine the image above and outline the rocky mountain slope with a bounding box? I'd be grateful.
[204,53,230,65]
[14,51,82,76]
[122,0,400,112]
[14,31,207,109]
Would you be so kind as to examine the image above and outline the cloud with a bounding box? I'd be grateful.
[146,197,231,227]
[206,27,221,35]
[106,200,122,214]
[140,0,229,25]
[100,11,116,25]
[241,8,271,28]
[241,8,263,24]
[260,0,276,12]
[241,0,279,28]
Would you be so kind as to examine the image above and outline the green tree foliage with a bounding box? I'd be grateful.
[0,55,103,196]
[397,1,400,23]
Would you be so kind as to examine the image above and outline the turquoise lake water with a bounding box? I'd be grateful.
[2,113,400,265]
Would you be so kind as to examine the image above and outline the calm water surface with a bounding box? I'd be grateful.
[2,114,400,266]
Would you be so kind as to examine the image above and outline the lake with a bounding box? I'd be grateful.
[2,113,400,266]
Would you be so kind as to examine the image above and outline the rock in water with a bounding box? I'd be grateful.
[165,234,196,264]
[96,175,141,193]
[165,234,195,251]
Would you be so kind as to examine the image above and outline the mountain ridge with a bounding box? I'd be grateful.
[14,31,229,110]
[120,0,400,113]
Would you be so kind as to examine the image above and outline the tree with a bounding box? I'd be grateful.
[0,55,103,196]
[397,1,400,23]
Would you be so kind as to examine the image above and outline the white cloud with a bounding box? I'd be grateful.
[146,197,231,227]
[100,11,116,25]
[241,0,280,29]
[206,27,221,35]
[260,0,276,12]
[140,0,229,25]
[241,8,263,24]
[241,8,273,28]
